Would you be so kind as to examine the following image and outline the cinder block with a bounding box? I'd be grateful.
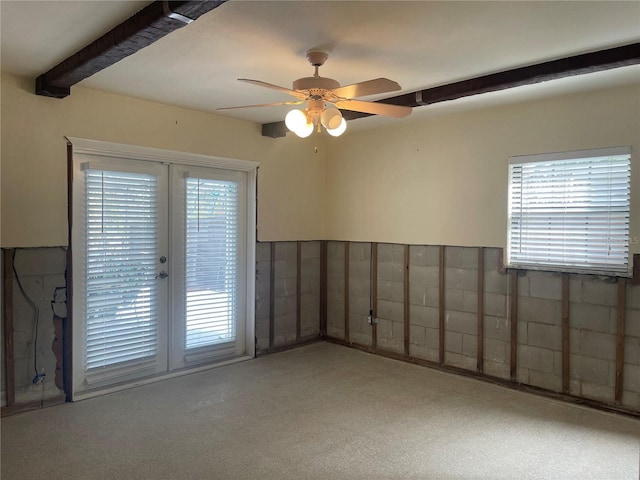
[274,277,296,298]
[569,277,582,302]
[409,265,439,288]
[484,293,507,318]
[580,381,614,403]
[445,331,463,354]
[255,242,271,262]
[378,261,403,283]
[410,324,426,346]
[446,351,476,370]
[569,354,610,384]
[581,278,618,307]
[621,391,639,410]
[484,338,507,363]
[444,288,464,311]
[527,322,562,351]
[350,331,372,347]
[484,270,508,295]
[528,271,562,300]
[301,241,320,259]
[445,247,465,269]
[445,267,477,291]
[484,315,509,341]
[327,241,344,257]
[274,242,296,262]
[517,367,530,384]
[518,296,561,326]
[378,280,403,303]
[409,304,439,329]
[350,242,371,262]
[409,284,439,307]
[528,371,561,392]
[377,243,394,263]
[624,336,640,365]
[518,345,555,374]
[483,248,504,272]
[424,246,441,266]
[517,273,529,297]
[378,299,403,322]
[445,247,478,270]
[424,327,440,349]
[274,258,296,280]
[376,317,393,338]
[410,344,439,363]
[349,296,369,316]
[483,360,510,379]
[575,330,616,361]
[445,310,477,335]
[462,290,478,314]
[462,334,477,358]
[517,320,527,344]
[409,245,429,266]
[570,302,611,333]
[623,364,640,392]
[627,283,640,309]
[349,277,370,298]
[326,326,345,340]
[625,308,640,337]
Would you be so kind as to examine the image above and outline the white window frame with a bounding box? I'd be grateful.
[68,137,258,399]
[507,146,632,277]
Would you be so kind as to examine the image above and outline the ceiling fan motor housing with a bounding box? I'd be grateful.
[293,77,340,91]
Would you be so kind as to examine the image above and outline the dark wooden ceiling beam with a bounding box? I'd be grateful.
[36,1,227,98]
[263,42,640,137]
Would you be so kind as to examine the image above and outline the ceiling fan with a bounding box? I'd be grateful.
[218,50,412,137]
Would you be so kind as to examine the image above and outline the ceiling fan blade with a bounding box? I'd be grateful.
[331,78,401,99]
[217,100,304,111]
[238,79,307,99]
[334,99,412,118]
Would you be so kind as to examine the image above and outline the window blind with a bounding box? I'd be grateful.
[507,147,631,275]
[185,177,239,349]
[85,170,159,369]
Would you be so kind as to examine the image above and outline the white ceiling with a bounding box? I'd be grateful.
[2,1,639,130]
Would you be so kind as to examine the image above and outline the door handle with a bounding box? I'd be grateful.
[156,271,168,279]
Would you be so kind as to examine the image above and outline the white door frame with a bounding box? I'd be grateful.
[68,137,258,400]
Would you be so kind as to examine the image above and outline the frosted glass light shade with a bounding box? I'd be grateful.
[326,117,347,137]
[285,109,307,132]
[321,107,342,130]
[295,121,314,138]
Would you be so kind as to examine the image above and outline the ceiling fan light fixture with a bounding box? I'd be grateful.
[326,117,347,137]
[321,107,343,130]
[295,121,314,138]
[285,108,308,133]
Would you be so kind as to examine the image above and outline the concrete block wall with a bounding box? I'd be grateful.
[3,248,66,404]
[376,244,405,353]
[348,243,373,346]
[568,275,618,403]
[516,271,563,391]
[482,248,510,379]
[408,245,440,362]
[326,241,345,339]
[444,247,478,371]
[300,242,321,338]
[254,242,272,351]
[272,242,298,346]
[625,284,640,410]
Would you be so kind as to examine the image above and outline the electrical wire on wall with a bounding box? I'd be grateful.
[12,249,46,385]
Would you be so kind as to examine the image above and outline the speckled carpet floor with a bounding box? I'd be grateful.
[2,342,639,479]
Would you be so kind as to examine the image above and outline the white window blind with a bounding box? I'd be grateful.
[185,177,239,349]
[85,169,159,369]
[507,147,631,275]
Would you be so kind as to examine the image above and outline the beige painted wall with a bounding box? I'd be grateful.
[1,72,326,247]
[325,84,640,253]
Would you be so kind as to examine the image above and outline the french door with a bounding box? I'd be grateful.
[71,139,256,398]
